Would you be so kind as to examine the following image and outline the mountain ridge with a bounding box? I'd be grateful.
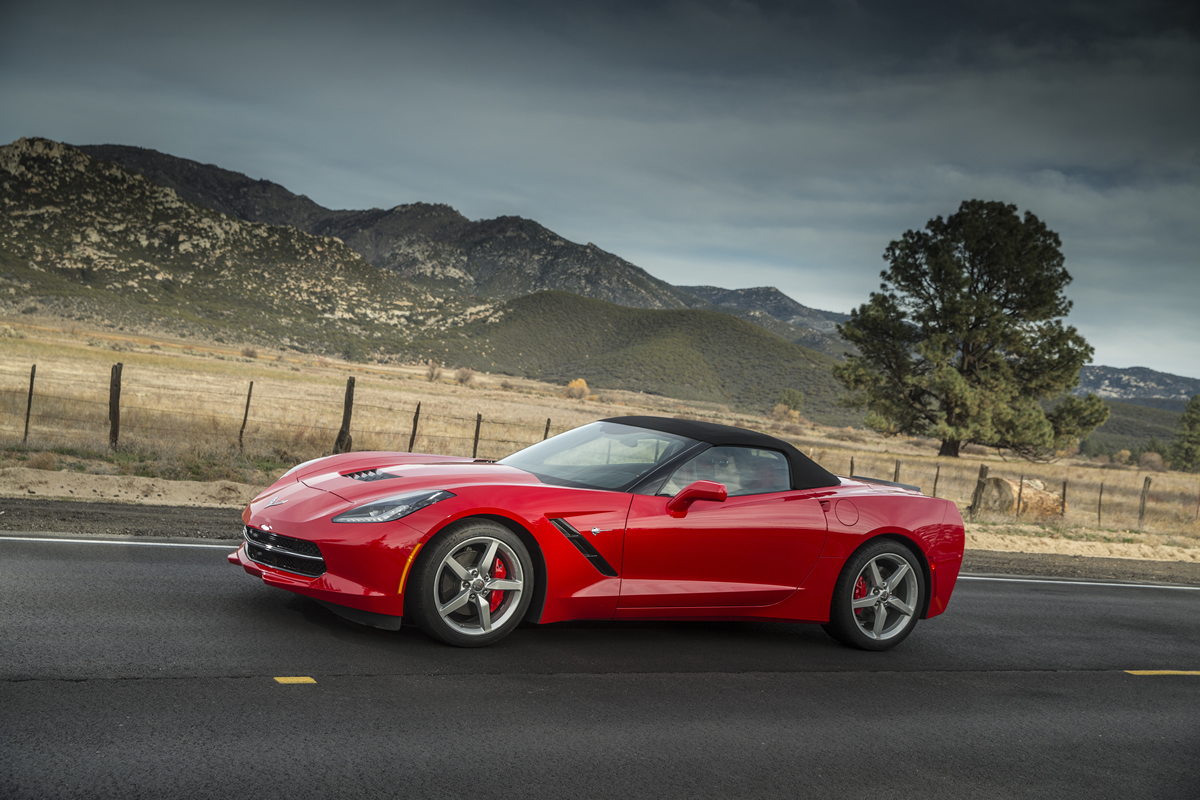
[76,143,853,357]
[1075,366,1200,413]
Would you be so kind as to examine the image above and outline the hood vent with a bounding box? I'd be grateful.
[343,469,401,482]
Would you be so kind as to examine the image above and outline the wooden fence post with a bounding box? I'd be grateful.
[1137,476,1152,529]
[543,418,551,440]
[849,456,855,477]
[968,464,989,520]
[238,381,254,453]
[472,413,482,459]
[1061,480,1068,517]
[333,376,354,453]
[23,365,35,443]
[408,402,421,452]
[108,363,123,448]
[893,459,901,483]
[1097,482,1104,526]
[1016,475,1024,518]
[931,464,939,498]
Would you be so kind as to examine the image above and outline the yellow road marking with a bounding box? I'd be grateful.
[274,676,316,684]
[397,542,425,595]
[1125,671,1200,676]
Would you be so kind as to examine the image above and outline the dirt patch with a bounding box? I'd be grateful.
[966,529,1200,563]
[0,466,260,507]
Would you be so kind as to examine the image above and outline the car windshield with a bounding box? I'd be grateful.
[499,422,698,491]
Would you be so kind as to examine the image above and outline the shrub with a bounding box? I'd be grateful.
[770,403,800,423]
[426,360,443,382]
[455,367,475,385]
[241,346,259,359]
[777,388,804,413]
[27,451,57,471]
[564,378,588,399]
[1139,451,1166,472]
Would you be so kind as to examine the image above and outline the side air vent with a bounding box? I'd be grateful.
[343,469,400,482]
[549,519,619,577]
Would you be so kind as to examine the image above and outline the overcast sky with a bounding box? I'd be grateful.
[3,0,1198,376]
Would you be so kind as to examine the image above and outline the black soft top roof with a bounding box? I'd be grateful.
[601,415,840,491]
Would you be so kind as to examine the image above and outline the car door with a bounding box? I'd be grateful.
[617,446,829,610]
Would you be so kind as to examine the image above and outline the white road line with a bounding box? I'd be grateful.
[0,536,237,550]
[960,575,1200,591]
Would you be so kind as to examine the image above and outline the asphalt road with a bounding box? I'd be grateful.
[2,534,1198,800]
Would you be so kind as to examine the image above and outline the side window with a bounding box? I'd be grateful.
[659,446,791,497]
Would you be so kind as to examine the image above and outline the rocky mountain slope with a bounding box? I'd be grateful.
[1075,366,1200,412]
[77,143,851,356]
[0,138,477,356]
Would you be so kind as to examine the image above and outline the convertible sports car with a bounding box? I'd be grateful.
[230,416,964,649]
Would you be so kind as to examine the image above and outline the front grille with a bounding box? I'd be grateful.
[343,469,399,482]
[245,526,322,557]
[244,526,326,577]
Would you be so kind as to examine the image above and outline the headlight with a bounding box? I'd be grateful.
[331,490,456,524]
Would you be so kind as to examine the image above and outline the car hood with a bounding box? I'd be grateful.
[246,458,546,526]
[299,460,542,504]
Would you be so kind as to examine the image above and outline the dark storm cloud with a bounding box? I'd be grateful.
[2,0,1198,374]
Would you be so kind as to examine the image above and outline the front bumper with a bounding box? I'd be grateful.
[228,542,407,624]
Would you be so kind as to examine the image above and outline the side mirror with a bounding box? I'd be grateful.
[666,480,728,513]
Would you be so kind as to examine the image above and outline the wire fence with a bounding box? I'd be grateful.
[0,362,568,467]
[819,451,1200,534]
[3,361,1198,534]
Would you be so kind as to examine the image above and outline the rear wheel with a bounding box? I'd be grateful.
[824,539,924,651]
[408,519,533,647]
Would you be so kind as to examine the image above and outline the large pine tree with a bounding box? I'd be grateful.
[835,200,1108,459]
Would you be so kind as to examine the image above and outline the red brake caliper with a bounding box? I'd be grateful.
[489,556,507,612]
[852,576,868,617]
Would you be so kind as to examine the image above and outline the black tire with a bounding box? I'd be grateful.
[407,519,534,647]
[824,539,924,651]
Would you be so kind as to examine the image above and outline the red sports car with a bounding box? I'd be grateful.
[230,416,964,649]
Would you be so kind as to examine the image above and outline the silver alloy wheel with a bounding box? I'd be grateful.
[433,535,525,637]
[849,552,919,641]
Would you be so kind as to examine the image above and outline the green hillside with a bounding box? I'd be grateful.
[1081,401,1182,455]
[410,291,860,425]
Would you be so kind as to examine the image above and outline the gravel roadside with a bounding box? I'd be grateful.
[2,497,1198,586]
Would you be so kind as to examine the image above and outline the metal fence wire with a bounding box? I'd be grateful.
[1,363,563,465]
[2,363,1198,532]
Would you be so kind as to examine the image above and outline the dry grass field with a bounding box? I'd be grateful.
[3,316,1197,550]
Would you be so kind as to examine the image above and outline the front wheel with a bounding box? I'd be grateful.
[407,519,533,647]
[824,539,924,651]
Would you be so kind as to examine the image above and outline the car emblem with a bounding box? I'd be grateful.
[266,496,288,508]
